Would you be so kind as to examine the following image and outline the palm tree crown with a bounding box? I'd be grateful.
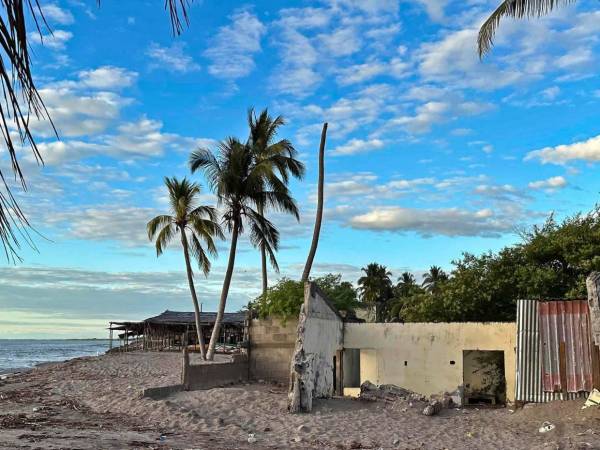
[247,108,305,295]
[422,265,449,293]
[147,177,223,275]
[358,263,393,305]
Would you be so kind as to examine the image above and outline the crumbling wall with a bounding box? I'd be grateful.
[288,283,343,412]
[586,272,600,347]
[343,322,517,403]
[249,317,298,384]
[183,353,248,390]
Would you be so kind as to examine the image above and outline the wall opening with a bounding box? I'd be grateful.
[342,348,361,388]
[463,350,506,406]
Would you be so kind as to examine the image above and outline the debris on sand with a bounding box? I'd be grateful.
[423,400,443,416]
[358,381,424,402]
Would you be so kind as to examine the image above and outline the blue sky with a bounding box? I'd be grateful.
[2,0,600,338]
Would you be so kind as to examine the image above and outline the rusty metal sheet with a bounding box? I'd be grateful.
[516,299,589,403]
[539,300,593,393]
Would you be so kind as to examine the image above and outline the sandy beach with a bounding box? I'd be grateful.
[0,351,599,449]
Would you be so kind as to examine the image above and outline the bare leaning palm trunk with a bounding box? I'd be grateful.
[207,219,240,360]
[181,232,207,360]
[301,123,327,283]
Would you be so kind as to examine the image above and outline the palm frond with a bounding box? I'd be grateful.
[188,231,211,276]
[153,222,177,256]
[478,0,576,57]
[147,214,174,240]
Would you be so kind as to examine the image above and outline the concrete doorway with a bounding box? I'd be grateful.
[463,350,506,406]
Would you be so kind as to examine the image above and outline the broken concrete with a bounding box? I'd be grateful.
[288,283,343,413]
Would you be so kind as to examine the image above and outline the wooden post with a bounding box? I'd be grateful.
[109,322,113,350]
[592,344,600,390]
[182,347,190,390]
[559,341,567,398]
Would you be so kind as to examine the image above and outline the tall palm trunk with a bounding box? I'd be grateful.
[206,218,240,360]
[302,122,327,283]
[258,204,268,298]
[180,230,207,360]
[260,244,268,297]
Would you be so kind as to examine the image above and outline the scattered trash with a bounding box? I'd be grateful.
[538,422,555,433]
[392,438,400,446]
[247,433,257,444]
[582,389,600,409]
[263,426,271,432]
[423,400,443,416]
[297,424,310,433]
[508,409,514,414]
[466,432,474,438]
[292,436,303,443]
[159,433,167,442]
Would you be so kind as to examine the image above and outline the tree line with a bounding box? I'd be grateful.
[253,207,600,323]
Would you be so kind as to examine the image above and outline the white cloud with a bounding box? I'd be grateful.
[146,42,201,73]
[348,206,514,237]
[331,138,385,155]
[204,10,265,80]
[528,176,568,190]
[336,62,387,86]
[319,27,361,56]
[415,0,448,22]
[526,134,600,164]
[29,29,73,50]
[78,66,138,90]
[42,4,74,24]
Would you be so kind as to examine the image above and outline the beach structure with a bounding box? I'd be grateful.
[109,310,247,352]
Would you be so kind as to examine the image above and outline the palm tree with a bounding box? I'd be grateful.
[190,138,300,360]
[422,266,448,293]
[0,1,194,261]
[478,0,573,57]
[302,123,328,283]
[147,177,223,359]
[397,272,417,296]
[247,108,305,297]
[357,263,393,321]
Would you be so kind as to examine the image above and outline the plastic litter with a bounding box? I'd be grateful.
[582,389,600,409]
[538,422,555,433]
[247,433,257,444]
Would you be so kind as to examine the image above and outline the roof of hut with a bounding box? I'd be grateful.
[145,310,246,326]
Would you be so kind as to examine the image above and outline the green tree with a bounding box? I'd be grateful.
[358,263,393,321]
[190,138,299,360]
[252,274,359,323]
[147,177,224,359]
[247,108,305,298]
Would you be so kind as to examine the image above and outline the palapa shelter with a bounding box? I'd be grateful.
[109,310,247,352]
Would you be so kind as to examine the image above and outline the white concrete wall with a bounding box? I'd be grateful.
[344,322,517,402]
[301,283,344,397]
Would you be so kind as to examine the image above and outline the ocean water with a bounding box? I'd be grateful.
[0,339,110,374]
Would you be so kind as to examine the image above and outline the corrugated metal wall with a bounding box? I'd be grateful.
[539,300,593,393]
[516,299,588,403]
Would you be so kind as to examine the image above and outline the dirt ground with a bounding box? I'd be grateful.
[0,351,599,449]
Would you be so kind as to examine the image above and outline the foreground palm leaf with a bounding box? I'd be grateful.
[478,0,576,57]
[147,177,223,359]
[190,138,299,360]
[247,108,305,297]
[0,0,194,261]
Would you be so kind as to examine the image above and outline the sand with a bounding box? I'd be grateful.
[1,351,599,449]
